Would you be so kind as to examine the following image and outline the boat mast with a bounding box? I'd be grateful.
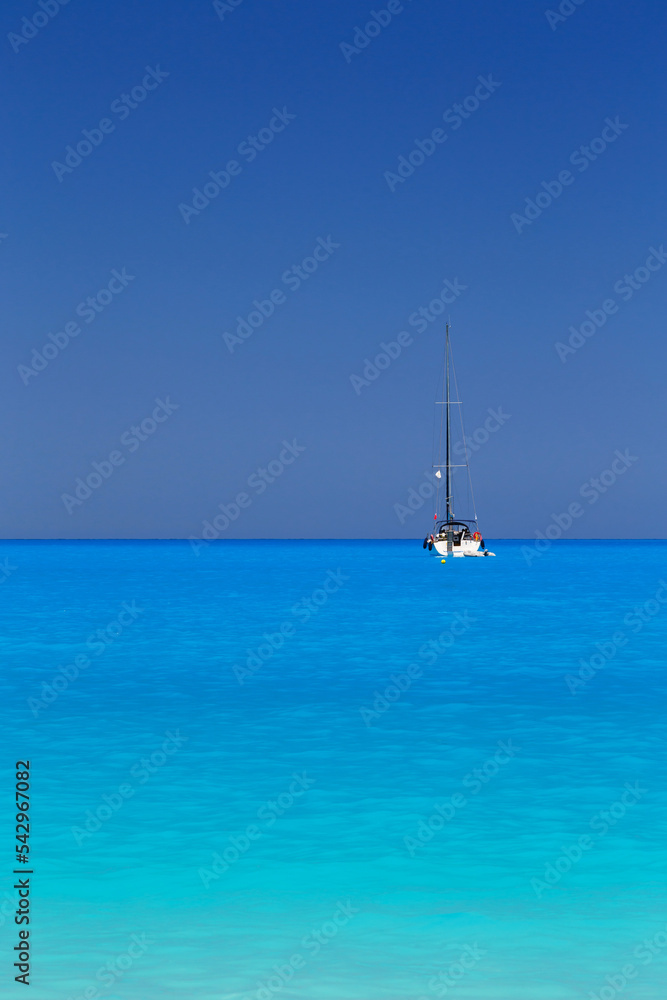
[445,322,451,522]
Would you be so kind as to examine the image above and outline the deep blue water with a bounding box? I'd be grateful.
[1,540,666,999]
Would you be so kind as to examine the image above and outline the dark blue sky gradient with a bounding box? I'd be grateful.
[2,0,666,538]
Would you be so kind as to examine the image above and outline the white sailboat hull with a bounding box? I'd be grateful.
[434,537,486,557]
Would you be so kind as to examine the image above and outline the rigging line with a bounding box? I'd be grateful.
[448,342,461,500]
[445,323,451,520]
[432,331,447,517]
[451,351,478,523]
[430,354,442,466]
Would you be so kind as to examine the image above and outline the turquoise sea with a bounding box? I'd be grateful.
[1,540,666,999]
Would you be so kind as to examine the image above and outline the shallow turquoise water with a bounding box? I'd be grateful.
[1,540,666,999]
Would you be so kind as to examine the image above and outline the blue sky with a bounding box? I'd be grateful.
[2,0,666,539]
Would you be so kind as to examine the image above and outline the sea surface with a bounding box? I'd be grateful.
[1,540,666,999]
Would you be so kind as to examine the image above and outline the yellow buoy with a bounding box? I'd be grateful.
[441,559,446,563]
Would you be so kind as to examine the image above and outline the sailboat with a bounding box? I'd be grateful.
[423,323,495,558]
